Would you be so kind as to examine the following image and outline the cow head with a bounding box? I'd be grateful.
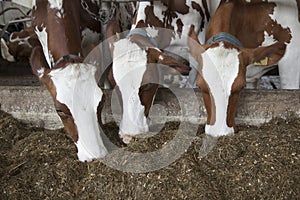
[112,37,190,143]
[30,46,107,161]
[29,0,109,161]
[1,27,39,62]
[188,26,286,137]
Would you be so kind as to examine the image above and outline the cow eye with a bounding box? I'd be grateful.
[56,109,66,116]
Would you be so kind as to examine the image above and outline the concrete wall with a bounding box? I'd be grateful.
[0,85,299,130]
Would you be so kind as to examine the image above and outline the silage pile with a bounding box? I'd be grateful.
[0,110,299,199]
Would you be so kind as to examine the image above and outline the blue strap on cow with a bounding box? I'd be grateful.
[54,54,80,68]
[127,28,158,47]
[206,32,242,47]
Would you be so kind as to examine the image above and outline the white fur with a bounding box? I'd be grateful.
[112,39,149,136]
[132,1,218,88]
[9,35,33,47]
[37,68,45,78]
[48,0,63,10]
[269,1,300,89]
[49,63,107,161]
[131,2,152,30]
[247,1,300,89]
[0,38,15,62]
[81,27,101,56]
[35,27,53,68]
[201,43,239,137]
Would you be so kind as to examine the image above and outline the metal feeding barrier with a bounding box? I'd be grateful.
[0,2,32,39]
[82,0,161,24]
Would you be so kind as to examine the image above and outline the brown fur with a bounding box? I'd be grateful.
[206,0,292,47]
[6,27,39,60]
[30,0,106,142]
[188,0,288,133]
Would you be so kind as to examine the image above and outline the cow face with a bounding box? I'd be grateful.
[188,26,286,137]
[30,46,107,161]
[6,27,39,61]
[112,38,190,143]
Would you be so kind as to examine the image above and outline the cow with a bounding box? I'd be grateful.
[29,0,133,162]
[110,0,221,143]
[1,27,39,62]
[187,0,299,137]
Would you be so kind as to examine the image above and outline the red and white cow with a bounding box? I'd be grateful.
[110,0,221,143]
[30,0,133,161]
[1,27,39,62]
[245,0,300,89]
[188,0,298,137]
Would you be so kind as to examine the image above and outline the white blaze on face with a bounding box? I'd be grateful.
[35,27,53,68]
[48,0,63,10]
[201,43,239,137]
[112,39,149,136]
[49,63,107,161]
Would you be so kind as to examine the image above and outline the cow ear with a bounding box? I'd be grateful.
[106,20,122,56]
[188,25,206,61]
[30,46,50,78]
[1,38,16,62]
[147,47,191,75]
[249,42,286,67]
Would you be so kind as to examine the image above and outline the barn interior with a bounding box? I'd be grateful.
[0,1,299,199]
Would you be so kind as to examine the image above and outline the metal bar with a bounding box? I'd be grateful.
[5,17,31,25]
[100,0,161,2]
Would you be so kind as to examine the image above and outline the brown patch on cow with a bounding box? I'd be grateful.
[263,3,292,44]
[226,90,239,133]
[30,45,79,143]
[54,101,79,142]
[161,0,189,14]
[197,73,216,126]
[209,1,292,48]
[115,2,134,32]
[202,0,210,22]
[40,74,79,142]
[192,1,207,31]
[6,27,39,60]
[135,4,173,49]
[146,48,191,74]
[10,28,34,40]
[297,0,300,23]
[141,5,165,28]
[129,34,156,49]
[162,11,177,31]
[139,81,159,117]
[53,56,84,69]
[227,62,247,133]
[188,25,217,126]
[176,19,183,37]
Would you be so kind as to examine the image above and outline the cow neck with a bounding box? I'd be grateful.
[205,1,242,47]
[205,32,242,47]
[53,54,83,69]
[127,28,158,47]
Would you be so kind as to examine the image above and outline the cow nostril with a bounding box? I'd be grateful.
[119,133,133,144]
[56,109,64,114]
[55,109,68,118]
